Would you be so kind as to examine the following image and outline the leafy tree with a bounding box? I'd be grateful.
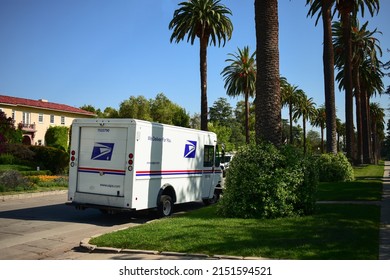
[221,46,256,143]
[0,111,22,145]
[208,97,234,127]
[254,0,281,146]
[80,104,101,117]
[119,96,152,120]
[169,0,233,131]
[103,107,119,118]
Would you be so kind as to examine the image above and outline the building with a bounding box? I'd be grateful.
[0,94,95,145]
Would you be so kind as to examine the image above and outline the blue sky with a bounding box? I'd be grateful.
[0,0,389,127]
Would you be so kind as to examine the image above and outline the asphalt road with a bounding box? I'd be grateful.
[0,191,204,260]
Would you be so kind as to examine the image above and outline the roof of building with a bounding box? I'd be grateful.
[0,94,96,116]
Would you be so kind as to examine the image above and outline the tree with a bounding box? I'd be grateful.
[119,96,151,120]
[311,105,327,153]
[334,18,383,163]
[254,0,281,146]
[335,0,380,161]
[293,91,317,155]
[369,102,385,164]
[221,46,256,143]
[280,77,301,145]
[208,97,234,127]
[306,0,337,154]
[169,0,233,131]
[0,111,22,145]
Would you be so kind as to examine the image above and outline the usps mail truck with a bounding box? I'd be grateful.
[66,118,223,217]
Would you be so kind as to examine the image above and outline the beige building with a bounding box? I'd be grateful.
[0,94,95,145]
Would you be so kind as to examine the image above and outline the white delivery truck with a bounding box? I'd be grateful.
[66,118,223,217]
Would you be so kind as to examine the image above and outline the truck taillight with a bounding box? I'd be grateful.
[70,150,76,167]
[128,153,134,171]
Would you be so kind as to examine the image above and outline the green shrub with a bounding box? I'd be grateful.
[45,126,69,151]
[0,143,34,164]
[316,153,354,182]
[28,145,69,174]
[0,153,16,164]
[217,143,318,219]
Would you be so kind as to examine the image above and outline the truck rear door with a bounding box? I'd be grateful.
[76,126,128,197]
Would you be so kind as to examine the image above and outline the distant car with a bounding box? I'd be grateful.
[220,153,234,177]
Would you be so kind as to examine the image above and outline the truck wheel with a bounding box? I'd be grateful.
[203,191,220,205]
[158,195,173,217]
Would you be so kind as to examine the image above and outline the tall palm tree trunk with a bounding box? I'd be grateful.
[340,9,355,161]
[361,89,372,163]
[303,115,307,155]
[353,68,363,164]
[289,103,293,144]
[255,0,281,146]
[244,91,250,144]
[322,0,337,154]
[200,37,208,131]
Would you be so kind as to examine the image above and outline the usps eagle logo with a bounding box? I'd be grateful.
[91,142,115,161]
[184,140,197,158]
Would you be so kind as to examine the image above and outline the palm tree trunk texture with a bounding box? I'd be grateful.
[353,68,363,164]
[322,0,337,154]
[362,89,372,163]
[245,91,250,144]
[200,37,208,131]
[340,10,355,161]
[254,0,282,147]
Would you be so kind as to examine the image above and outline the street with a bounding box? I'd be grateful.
[0,191,202,260]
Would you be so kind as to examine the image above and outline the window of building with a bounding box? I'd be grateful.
[50,115,54,124]
[61,116,65,125]
[23,112,31,124]
[203,145,215,167]
[38,113,44,123]
[12,110,15,120]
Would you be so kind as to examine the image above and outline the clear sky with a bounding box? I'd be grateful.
[1,0,389,127]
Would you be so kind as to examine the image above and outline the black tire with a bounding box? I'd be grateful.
[203,190,220,206]
[158,195,173,217]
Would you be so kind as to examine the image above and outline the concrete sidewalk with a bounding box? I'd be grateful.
[379,162,390,260]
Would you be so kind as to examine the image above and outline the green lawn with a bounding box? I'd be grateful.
[91,163,384,259]
[91,203,380,259]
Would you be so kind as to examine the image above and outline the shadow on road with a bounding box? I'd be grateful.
[0,201,205,227]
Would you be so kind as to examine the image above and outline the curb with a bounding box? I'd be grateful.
[1,190,67,201]
[79,237,270,260]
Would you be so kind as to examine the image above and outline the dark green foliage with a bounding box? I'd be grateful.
[0,111,22,146]
[29,145,69,174]
[316,153,354,182]
[0,143,35,164]
[45,126,69,151]
[217,142,318,219]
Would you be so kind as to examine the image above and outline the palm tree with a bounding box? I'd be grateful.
[293,91,317,155]
[169,0,233,131]
[280,77,301,145]
[369,102,385,164]
[221,46,256,144]
[254,0,281,146]
[334,18,383,163]
[306,0,337,155]
[335,0,380,161]
[311,105,327,153]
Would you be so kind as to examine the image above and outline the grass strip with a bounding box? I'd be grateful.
[90,204,380,260]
